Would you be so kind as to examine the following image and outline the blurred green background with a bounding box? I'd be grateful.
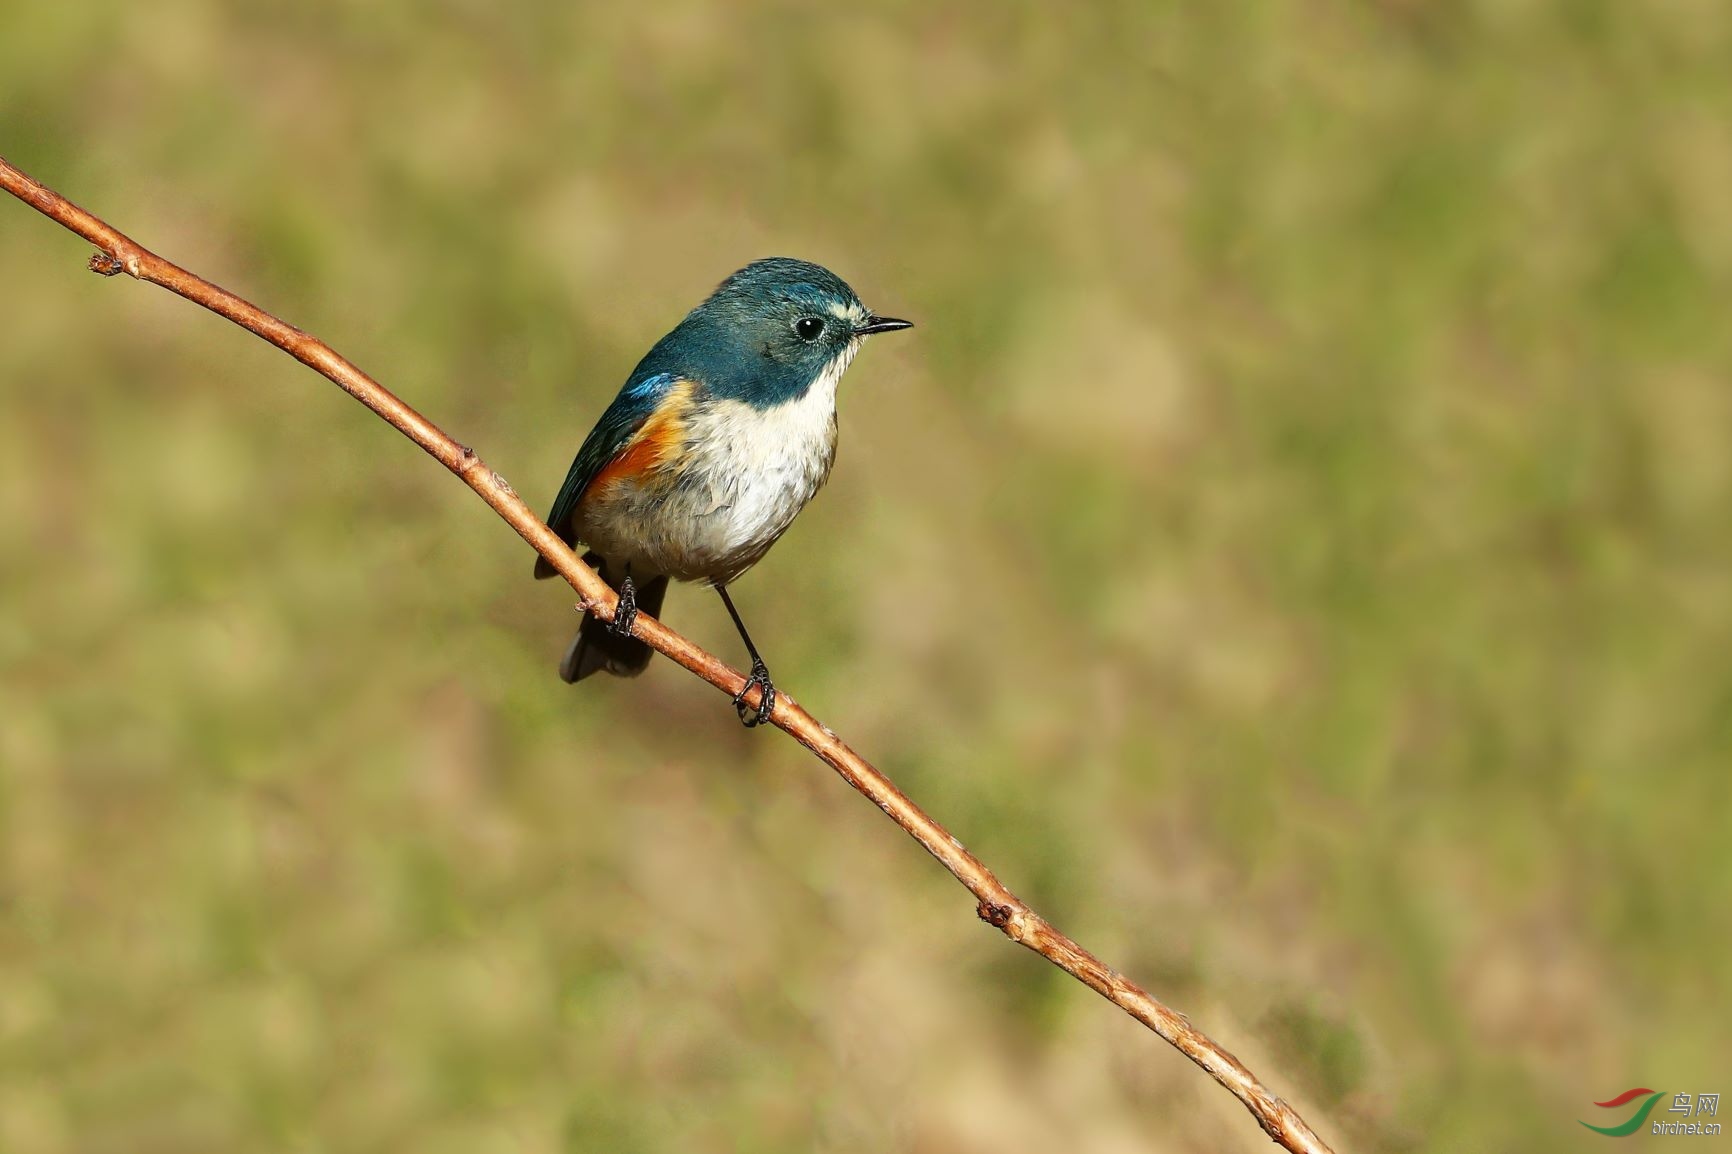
[3,3,1729,1151]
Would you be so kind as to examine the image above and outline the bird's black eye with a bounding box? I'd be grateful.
[794,316,825,342]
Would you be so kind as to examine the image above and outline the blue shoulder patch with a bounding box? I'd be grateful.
[543,372,680,545]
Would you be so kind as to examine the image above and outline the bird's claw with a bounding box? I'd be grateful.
[733,657,776,728]
[609,574,638,637]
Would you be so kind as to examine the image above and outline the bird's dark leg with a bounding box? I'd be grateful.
[610,566,638,637]
[716,584,775,727]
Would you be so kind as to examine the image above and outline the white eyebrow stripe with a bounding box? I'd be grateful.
[825,301,868,323]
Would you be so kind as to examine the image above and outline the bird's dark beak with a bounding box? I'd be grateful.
[857,314,914,336]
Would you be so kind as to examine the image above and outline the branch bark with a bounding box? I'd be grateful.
[0,153,1335,1154]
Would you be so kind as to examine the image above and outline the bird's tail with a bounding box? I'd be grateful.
[559,555,667,683]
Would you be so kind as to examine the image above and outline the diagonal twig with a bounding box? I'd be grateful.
[0,153,1335,1154]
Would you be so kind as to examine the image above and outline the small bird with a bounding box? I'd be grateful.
[536,258,912,726]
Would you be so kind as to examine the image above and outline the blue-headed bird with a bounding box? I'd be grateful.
[535,258,912,726]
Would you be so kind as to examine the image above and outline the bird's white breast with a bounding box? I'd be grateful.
[679,341,854,577]
[578,341,856,585]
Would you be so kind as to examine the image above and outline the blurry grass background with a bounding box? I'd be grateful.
[3,2,1730,1151]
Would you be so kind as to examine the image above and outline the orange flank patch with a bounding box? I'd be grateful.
[583,382,693,502]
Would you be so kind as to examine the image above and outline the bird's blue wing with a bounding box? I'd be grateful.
[536,371,681,577]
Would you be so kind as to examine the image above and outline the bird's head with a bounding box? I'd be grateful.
[660,258,912,406]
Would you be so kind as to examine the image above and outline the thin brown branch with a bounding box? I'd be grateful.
[0,153,1335,1154]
